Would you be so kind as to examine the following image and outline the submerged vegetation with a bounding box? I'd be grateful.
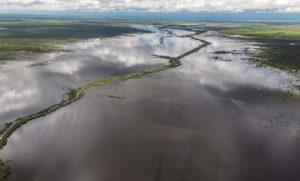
[102,95,126,100]
[1,20,299,180]
[67,89,78,101]
[0,159,11,181]
[214,25,300,72]
[0,18,147,60]
[0,25,210,180]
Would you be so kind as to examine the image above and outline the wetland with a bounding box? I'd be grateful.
[0,18,300,181]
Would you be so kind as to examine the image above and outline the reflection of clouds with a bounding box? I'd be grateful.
[154,36,200,56]
[0,54,63,121]
[64,38,102,50]
[0,55,71,122]
[0,72,39,116]
[62,28,200,68]
[0,61,31,75]
[0,25,204,123]
[166,29,194,36]
[1,24,299,124]
[132,24,158,32]
[0,90,37,114]
[64,36,161,67]
[1,25,300,181]
[178,35,297,92]
[45,60,82,75]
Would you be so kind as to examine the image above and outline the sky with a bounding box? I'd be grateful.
[1,0,300,20]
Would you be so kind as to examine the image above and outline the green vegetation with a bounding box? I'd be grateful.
[0,24,211,180]
[0,122,13,136]
[213,25,300,72]
[67,89,77,100]
[0,159,11,181]
[102,95,126,100]
[0,18,147,60]
[213,51,233,54]
[218,25,300,40]
[0,27,209,155]
[212,56,232,62]
[0,159,4,166]
[1,21,299,180]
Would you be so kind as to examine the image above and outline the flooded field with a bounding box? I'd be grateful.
[0,24,300,181]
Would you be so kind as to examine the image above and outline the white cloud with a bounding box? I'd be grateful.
[1,0,300,13]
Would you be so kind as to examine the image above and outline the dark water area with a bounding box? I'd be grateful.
[0,25,300,181]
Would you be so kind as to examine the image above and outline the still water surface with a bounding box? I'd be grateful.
[0,25,300,181]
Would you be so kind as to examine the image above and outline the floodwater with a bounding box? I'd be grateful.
[0,25,300,181]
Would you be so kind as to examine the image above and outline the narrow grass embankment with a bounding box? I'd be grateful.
[0,29,210,180]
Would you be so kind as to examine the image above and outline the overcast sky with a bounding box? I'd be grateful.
[1,0,300,13]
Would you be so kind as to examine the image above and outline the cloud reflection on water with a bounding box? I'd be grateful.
[0,25,300,181]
